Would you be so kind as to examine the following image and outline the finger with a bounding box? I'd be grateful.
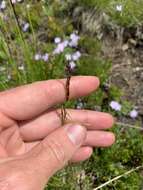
[0,125,40,157]
[26,143,93,163]
[0,126,25,156]
[20,109,114,141]
[26,123,87,181]
[25,142,40,152]
[0,144,7,158]
[70,147,93,163]
[84,131,115,147]
[0,76,99,121]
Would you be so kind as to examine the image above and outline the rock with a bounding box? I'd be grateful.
[122,44,129,51]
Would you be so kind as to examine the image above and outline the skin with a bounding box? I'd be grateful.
[0,76,115,190]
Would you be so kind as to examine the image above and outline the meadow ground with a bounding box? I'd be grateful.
[0,0,143,189]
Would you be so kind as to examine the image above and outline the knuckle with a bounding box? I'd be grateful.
[0,180,10,190]
[44,79,66,102]
[0,170,21,190]
[83,110,90,125]
[42,138,66,166]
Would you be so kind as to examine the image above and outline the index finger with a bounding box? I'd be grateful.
[0,76,99,121]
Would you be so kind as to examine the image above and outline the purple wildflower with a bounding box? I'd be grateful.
[42,53,49,62]
[110,101,122,111]
[63,40,69,48]
[69,61,76,71]
[130,110,138,119]
[53,42,65,54]
[72,51,81,61]
[69,33,80,47]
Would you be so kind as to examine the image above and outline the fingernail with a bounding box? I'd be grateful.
[65,124,86,146]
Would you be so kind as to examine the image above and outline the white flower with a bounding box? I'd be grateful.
[26,4,30,9]
[110,101,122,111]
[34,54,42,61]
[11,0,23,4]
[5,74,12,82]
[76,102,84,109]
[130,110,138,119]
[11,0,17,4]
[7,74,11,80]
[18,65,25,71]
[22,22,30,32]
[116,4,123,12]
[65,54,72,61]
[0,66,5,72]
[54,37,61,44]
[0,1,6,10]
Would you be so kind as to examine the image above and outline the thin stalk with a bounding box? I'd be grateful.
[0,19,23,86]
[26,5,37,50]
[117,122,143,131]
[61,62,72,125]
[9,0,25,43]
[8,0,34,82]
[0,81,8,90]
[0,17,15,63]
[94,165,143,190]
[0,22,26,84]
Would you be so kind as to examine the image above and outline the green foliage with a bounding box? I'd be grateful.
[79,35,101,55]
[109,86,123,101]
[46,127,143,190]
[75,0,143,26]
[78,57,111,83]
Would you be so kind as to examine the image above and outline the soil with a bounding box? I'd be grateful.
[102,26,143,120]
[77,9,143,125]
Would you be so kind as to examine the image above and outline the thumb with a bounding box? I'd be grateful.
[28,123,86,180]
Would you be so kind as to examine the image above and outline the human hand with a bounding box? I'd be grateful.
[0,76,115,190]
